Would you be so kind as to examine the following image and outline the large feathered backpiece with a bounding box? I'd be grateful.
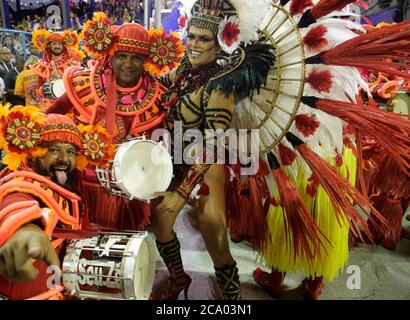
[232,0,410,256]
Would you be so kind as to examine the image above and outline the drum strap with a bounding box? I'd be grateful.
[105,72,118,136]
[52,225,125,240]
[50,61,61,79]
[52,228,100,240]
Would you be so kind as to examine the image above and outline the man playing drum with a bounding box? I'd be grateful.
[0,106,114,299]
[46,14,183,232]
[30,30,83,110]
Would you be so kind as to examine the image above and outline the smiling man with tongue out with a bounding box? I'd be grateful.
[0,109,114,299]
[32,142,77,188]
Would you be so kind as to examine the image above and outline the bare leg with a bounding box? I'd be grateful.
[197,164,234,268]
[197,164,240,299]
[150,200,179,243]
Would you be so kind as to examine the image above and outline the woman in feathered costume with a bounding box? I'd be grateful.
[150,0,276,300]
[151,0,409,300]
[250,0,410,299]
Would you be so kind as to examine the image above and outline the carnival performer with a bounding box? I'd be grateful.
[248,0,410,300]
[0,104,114,300]
[350,21,410,251]
[365,150,410,251]
[149,0,276,300]
[46,14,183,231]
[30,30,84,109]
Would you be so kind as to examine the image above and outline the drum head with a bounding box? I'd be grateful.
[62,232,156,300]
[114,139,173,200]
[52,79,66,98]
[126,233,156,300]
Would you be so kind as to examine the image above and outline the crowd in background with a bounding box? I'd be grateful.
[0,0,179,105]
[0,43,41,105]
[8,0,147,33]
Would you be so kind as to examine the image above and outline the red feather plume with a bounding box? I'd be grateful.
[319,21,410,79]
[271,166,328,263]
[295,114,320,137]
[290,0,313,16]
[310,98,410,177]
[303,25,329,53]
[278,143,297,166]
[372,195,404,245]
[225,161,270,251]
[374,156,410,198]
[306,68,333,93]
[293,143,386,243]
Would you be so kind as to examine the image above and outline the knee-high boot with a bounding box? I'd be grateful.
[214,261,241,300]
[156,236,192,299]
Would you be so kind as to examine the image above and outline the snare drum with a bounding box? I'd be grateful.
[42,79,65,99]
[62,232,156,300]
[96,138,173,200]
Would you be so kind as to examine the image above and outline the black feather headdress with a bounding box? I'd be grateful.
[206,42,276,100]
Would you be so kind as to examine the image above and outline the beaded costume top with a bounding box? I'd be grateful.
[63,61,165,142]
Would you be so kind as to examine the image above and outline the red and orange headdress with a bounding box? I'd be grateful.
[0,104,115,171]
[32,29,80,52]
[32,29,83,63]
[81,12,184,76]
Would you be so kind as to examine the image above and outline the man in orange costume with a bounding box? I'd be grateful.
[47,13,183,231]
[30,30,83,109]
[0,106,113,300]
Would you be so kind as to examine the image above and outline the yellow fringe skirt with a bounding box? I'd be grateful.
[261,147,356,282]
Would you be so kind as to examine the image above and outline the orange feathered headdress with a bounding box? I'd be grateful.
[48,32,64,43]
[32,29,80,52]
[81,12,184,76]
[0,104,115,171]
[114,23,150,56]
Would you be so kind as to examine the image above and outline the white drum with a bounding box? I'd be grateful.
[62,232,156,300]
[96,138,173,200]
[42,79,65,99]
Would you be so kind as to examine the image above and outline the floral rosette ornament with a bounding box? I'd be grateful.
[217,15,242,54]
[32,29,51,51]
[0,104,47,170]
[144,28,184,77]
[62,30,80,49]
[81,12,116,58]
[76,124,116,170]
